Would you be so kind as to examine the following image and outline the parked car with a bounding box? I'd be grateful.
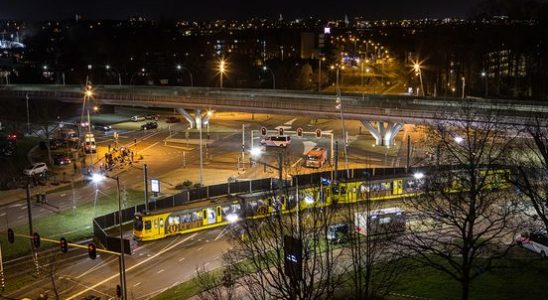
[141,121,158,130]
[516,230,548,258]
[131,115,146,122]
[54,153,72,165]
[93,123,112,131]
[165,116,181,123]
[23,162,48,176]
[145,114,159,120]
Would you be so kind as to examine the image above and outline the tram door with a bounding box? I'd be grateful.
[158,218,165,237]
[392,180,403,195]
[216,206,222,223]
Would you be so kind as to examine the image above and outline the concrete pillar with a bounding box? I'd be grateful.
[201,110,215,127]
[361,120,404,147]
[176,108,195,128]
[195,109,202,130]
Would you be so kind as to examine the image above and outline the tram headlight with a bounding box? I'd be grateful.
[305,195,314,204]
[226,213,239,223]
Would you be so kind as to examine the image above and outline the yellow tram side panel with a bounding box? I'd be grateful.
[138,212,172,241]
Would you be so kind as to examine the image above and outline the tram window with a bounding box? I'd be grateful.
[145,221,152,230]
[159,218,164,228]
[154,219,158,229]
[134,219,143,231]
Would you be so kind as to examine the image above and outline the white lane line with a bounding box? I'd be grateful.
[134,282,142,287]
[140,141,161,153]
[157,269,164,274]
[17,215,23,219]
[178,257,186,262]
[284,118,297,126]
[198,247,203,251]
[0,213,6,217]
[20,206,27,210]
[65,233,198,300]
[291,158,303,168]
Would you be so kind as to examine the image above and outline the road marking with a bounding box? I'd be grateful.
[9,203,23,208]
[178,257,185,262]
[17,215,23,219]
[65,232,198,300]
[60,193,66,197]
[291,158,303,168]
[157,269,164,274]
[20,206,27,210]
[134,282,142,287]
[0,213,6,217]
[284,118,297,126]
[198,247,203,251]
[302,141,317,154]
[204,262,210,267]
[140,141,161,153]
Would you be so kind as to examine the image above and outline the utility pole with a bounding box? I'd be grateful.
[144,164,148,213]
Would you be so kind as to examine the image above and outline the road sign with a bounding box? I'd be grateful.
[297,128,303,137]
[151,178,160,197]
[315,129,322,138]
[261,127,267,136]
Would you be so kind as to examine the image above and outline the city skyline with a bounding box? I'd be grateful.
[2,0,545,21]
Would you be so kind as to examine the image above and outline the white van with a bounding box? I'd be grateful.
[260,135,291,147]
[516,231,548,258]
[83,133,96,153]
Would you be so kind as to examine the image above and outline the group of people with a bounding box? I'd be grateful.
[102,146,134,171]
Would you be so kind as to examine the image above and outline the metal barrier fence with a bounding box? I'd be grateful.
[91,168,412,254]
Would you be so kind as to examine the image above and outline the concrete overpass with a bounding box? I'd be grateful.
[0,84,546,146]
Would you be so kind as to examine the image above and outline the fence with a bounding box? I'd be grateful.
[92,167,411,254]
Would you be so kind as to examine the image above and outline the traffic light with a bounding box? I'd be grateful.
[116,284,122,298]
[315,129,322,138]
[279,127,284,136]
[32,232,41,248]
[260,127,267,136]
[88,243,97,259]
[297,128,303,137]
[60,237,68,253]
[7,228,14,244]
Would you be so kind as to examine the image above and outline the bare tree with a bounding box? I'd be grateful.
[511,116,548,231]
[223,181,343,300]
[402,111,518,300]
[342,186,410,299]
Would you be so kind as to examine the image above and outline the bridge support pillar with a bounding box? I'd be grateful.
[176,108,195,128]
[361,120,403,147]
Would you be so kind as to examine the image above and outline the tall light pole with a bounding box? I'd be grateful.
[92,174,127,300]
[413,61,425,96]
[481,71,488,98]
[176,64,194,87]
[332,64,350,179]
[318,56,325,92]
[106,65,122,86]
[461,76,466,99]
[219,59,226,88]
[262,65,275,89]
[25,93,30,134]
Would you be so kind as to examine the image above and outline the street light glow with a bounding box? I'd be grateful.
[85,89,93,97]
[250,147,263,157]
[219,59,226,73]
[226,213,239,223]
[88,64,92,70]
[413,172,425,180]
[91,173,105,183]
[454,136,464,144]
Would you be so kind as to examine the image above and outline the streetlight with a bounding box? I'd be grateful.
[250,147,284,188]
[461,76,466,99]
[412,60,425,96]
[218,58,226,88]
[481,71,488,98]
[106,65,122,86]
[332,64,350,179]
[92,174,127,300]
[176,64,194,87]
[454,136,464,144]
[262,65,275,89]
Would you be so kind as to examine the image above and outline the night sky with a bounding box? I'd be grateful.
[0,0,547,20]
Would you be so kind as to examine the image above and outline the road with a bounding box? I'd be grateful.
[0,109,413,298]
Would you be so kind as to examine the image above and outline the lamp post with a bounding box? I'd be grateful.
[106,65,122,86]
[250,147,283,188]
[413,61,425,96]
[461,76,466,99]
[332,65,350,179]
[318,56,325,92]
[481,71,488,98]
[219,59,226,88]
[176,64,194,87]
[92,174,127,300]
[262,65,275,89]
